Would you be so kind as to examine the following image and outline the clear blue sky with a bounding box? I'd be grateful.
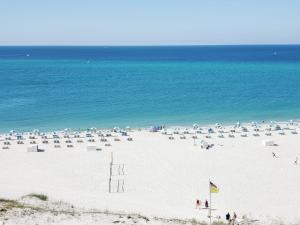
[1,0,299,45]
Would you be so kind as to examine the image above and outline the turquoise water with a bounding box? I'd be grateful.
[1,46,300,132]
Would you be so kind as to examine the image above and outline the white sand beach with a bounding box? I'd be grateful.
[0,122,299,225]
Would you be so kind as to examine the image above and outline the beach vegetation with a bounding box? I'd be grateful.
[190,218,205,225]
[27,193,48,201]
[212,221,227,225]
[0,198,24,209]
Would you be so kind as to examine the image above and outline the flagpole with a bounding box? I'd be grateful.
[209,180,212,225]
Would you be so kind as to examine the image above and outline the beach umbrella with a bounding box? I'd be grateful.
[32,129,40,135]
[218,129,224,133]
[90,127,97,133]
[113,127,119,132]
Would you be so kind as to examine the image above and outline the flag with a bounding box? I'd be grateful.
[210,181,219,193]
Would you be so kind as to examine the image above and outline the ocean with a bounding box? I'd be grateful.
[1,45,300,132]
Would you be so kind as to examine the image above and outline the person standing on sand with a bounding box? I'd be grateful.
[295,157,298,165]
[205,200,209,208]
[226,212,231,221]
[233,212,237,223]
[272,152,278,158]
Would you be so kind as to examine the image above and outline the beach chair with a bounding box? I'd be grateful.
[291,130,298,134]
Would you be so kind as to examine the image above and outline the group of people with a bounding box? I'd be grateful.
[226,212,237,225]
[195,199,209,209]
[195,199,238,224]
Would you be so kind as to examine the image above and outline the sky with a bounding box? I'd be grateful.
[0,0,300,45]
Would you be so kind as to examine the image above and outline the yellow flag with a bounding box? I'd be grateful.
[210,181,219,193]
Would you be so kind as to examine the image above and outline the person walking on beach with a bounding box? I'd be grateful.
[295,157,298,165]
[195,199,201,209]
[272,152,278,158]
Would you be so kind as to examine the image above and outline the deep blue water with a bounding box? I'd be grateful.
[1,45,300,132]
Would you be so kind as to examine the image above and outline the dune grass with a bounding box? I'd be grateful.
[26,193,48,201]
[0,198,24,210]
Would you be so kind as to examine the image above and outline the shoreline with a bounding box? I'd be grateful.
[1,117,300,135]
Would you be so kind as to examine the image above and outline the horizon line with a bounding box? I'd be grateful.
[0,43,300,47]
